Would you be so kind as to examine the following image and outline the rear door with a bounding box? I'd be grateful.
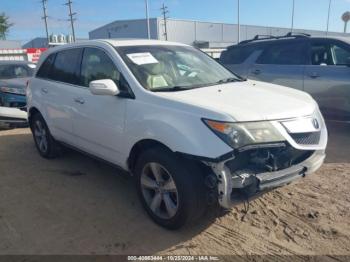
[247,40,307,90]
[303,39,350,121]
[70,47,129,166]
[37,48,82,144]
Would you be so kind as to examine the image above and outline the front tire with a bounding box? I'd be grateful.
[30,113,61,158]
[135,146,207,229]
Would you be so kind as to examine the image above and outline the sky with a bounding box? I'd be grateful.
[2,0,350,44]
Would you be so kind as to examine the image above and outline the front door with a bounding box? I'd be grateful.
[304,39,350,121]
[71,47,128,166]
[248,40,307,91]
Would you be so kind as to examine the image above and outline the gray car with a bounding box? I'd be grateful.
[0,61,35,127]
[220,33,350,121]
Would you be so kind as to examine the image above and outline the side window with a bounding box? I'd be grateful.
[310,42,333,65]
[257,41,306,65]
[49,48,81,85]
[80,48,128,91]
[331,43,350,65]
[36,53,56,78]
[220,46,255,64]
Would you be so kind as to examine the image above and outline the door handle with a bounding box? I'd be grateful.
[309,72,320,79]
[41,87,48,94]
[252,69,261,75]
[74,98,85,104]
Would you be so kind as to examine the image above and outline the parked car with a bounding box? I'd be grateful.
[220,33,350,122]
[27,39,327,229]
[0,106,27,128]
[0,61,35,126]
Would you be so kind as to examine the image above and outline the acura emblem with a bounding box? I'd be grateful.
[312,118,320,129]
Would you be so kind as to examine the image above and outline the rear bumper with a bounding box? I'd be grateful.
[212,150,325,209]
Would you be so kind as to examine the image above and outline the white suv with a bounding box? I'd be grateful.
[27,39,327,229]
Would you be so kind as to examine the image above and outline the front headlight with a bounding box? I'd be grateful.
[0,86,26,95]
[203,119,285,149]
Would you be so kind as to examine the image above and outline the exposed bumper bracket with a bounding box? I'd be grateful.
[210,150,326,209]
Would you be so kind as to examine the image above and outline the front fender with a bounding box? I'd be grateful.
[123,100,233,162]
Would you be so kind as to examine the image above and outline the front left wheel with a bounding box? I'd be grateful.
[134,146,207,229]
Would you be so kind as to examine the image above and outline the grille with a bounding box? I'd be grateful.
[290,132,321,145]
[9,102,26,108]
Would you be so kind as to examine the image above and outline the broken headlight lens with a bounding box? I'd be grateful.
[203,119,285,149]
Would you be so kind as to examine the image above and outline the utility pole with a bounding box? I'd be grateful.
[161,3,169,40]
[41,0,49,46]
[65,0,76,42]
[237,0,240,43]
[291,0,295,33]
[145,0,150,39]
[326,0,332,36]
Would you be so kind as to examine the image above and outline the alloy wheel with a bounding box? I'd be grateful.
[34,120,48,153]
[140,162,179,219]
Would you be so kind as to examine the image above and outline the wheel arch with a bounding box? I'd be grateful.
[127,139,173,172]
[28,107,41,128]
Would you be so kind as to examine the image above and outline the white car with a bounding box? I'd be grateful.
[27,39,327,229]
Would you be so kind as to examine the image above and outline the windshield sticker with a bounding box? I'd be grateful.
[126,52,159,65]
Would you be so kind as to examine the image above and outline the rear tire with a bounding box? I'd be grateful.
[134,146,207,229]
[30,113,62,159]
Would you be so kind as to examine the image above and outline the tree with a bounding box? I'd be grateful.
[0,13,13,40]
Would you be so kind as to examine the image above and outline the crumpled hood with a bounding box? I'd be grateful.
[0,77,30,89]
[158,80,318,122]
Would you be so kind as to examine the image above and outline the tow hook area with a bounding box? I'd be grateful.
[206,146,325,209]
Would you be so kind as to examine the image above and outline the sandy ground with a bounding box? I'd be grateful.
[0,122,349,259]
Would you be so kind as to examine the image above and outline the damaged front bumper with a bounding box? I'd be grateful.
[210,149,325,209]
[0,106,28,127]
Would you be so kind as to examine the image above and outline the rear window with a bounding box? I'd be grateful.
[36,53,56,79]
[257,41,307,65]
[220,46,255,64]
[0,64,34,79]
[48,48,82,85]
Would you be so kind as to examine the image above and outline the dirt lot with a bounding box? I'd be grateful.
[0,122,349,259]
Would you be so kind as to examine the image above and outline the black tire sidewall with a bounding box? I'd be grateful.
[31,113,57,158]
[135,147,206,229]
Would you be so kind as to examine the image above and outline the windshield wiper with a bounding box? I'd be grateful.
[152,86,193,92]
[216,77,241,84]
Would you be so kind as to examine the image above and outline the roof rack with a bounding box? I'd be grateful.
[285,32,311,37]
[238,32,311,45]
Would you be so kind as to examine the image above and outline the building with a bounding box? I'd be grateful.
[22,37,48,48]
[0,40,22,49]
[89,18,350,49]
[0,40,26,61]
[23,36,88,48]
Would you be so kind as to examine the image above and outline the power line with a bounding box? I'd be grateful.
[65,0,76,42]
[40,0,49,45]
[160,3,169,41]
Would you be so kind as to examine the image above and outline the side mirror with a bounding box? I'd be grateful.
[89,79,120,96]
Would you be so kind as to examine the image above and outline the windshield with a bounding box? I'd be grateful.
[117,45,241,92]
[0,64,35,79]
